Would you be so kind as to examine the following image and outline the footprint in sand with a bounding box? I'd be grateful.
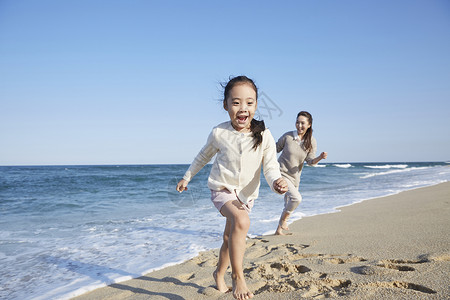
[351,259,417,275]
[255,276,352,298]
[244,260,352,298]
[351,265,395,276]
[376,262,415,271]
[385,253,450,263]
[245,243,310,260]
[375,256,435,272]
[323,255,367,265]
[269,262,312,275]
[363,281,437,294]
[382,258,428,264]
[244,261,311,280]
[298,279,352,298]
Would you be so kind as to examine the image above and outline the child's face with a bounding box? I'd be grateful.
[296,115,311,137]
[224,83,257,132]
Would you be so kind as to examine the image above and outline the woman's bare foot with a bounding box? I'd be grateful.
[275,212,290,235]
[275,217,290,235]
[279,219,289,231]
[275,225,285,235]
[232,275,253,299]
[213,270,229,293]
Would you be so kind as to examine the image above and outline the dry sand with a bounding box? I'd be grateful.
[73,182,450,299]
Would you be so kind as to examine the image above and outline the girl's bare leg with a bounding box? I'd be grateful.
[214,219,231,292]
[275,211,290,235]
[221,200,254,300]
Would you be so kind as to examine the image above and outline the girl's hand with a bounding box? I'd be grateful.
[176,179,188,193]
[320,152,328,159]
[274,177,288,194]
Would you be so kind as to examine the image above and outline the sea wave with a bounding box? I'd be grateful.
[360,167,431,179]
[258,217,280,223]
[364,164,408,169]
[333,164,352,168]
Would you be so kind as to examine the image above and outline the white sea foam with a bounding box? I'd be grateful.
[333,164,352,168]
[360,167,431,179]
[259,217,280,223]
[364,164,408,169]
[313,164,327,168]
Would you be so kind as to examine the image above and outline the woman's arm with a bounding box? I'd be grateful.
[262,130,287,194]
[276,133,286,153]
[305,138,327,165]
[311,152,328,165]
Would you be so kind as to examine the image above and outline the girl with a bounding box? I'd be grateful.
[275,111,327,235]
[176,76,287,300]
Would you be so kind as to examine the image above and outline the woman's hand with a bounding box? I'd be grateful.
[176,179,188,193]
[273,177,288,194]
[311,152,328,165]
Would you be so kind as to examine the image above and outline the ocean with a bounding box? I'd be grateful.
[1,162,449,299]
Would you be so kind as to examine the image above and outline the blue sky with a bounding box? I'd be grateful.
[1,0,449,165]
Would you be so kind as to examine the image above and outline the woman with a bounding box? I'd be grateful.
[275,111,327,235]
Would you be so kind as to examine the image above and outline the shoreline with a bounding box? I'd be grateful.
[72,181,450,299]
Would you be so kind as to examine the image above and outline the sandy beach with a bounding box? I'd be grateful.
[73,182,450,299]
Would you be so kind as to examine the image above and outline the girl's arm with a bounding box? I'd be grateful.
[177,130,219,193]
[273,177,288,194]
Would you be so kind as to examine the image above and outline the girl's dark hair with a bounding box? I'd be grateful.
[223,75,265,150]
[297,111,313,152]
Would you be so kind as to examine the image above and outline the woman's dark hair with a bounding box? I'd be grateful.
[222,75,265,150]
[297,111,313,152]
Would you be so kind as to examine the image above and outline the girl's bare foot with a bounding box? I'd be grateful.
[232,275,253,299]
[213,270,229,293]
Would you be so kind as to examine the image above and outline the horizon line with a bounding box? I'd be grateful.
[1,161,449,167]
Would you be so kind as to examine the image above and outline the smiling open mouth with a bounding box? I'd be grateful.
[237,116,248,123]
